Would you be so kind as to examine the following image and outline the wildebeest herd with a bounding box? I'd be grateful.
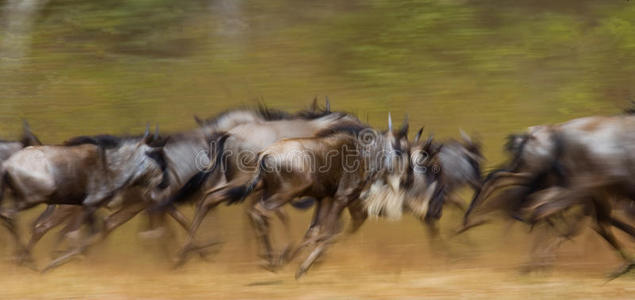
[0,100,632,279]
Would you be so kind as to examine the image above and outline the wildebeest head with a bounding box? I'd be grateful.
[439,130,484,190]
[403,130,444,219]
[382,113,410,188]
[361,114,411,219]
[136,127,171,202]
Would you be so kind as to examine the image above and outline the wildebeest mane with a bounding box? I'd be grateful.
[63,134,148,149]
[64,135,124,149]
[145,146,170,189]
[315,121,370,138]
[198,106,293,128]
[256,104,294,120]
[165,131,229,204]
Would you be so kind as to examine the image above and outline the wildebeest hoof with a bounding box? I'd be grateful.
[295,267,309,280]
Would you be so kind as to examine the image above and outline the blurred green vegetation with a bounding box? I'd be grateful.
[0,0,633,162]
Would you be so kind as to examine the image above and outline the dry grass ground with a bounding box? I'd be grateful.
[0,207,632,299]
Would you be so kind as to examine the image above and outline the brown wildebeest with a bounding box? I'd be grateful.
[0,127,169,271]
[287,129,482,271]
[0,122,91,260]
[197,114,410,278]
[164,103,363,266]
[462,112,635,278]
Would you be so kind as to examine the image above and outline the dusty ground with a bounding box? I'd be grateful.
[0,207,632,299]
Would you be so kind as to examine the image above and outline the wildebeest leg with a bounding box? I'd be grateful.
[347,198,367,234]
[610,217,635,238]
[274,208,295,265]
[591,198,634,279]
[25,205,57,253]
[287,198,332,263]
[26,205,79,257]
[296,189,353,279]
[0,209,34,268]
[173,193,225,268]
[248,201,275,270]
[166,205,191,233]
[42,203,146,273]
[250,182,311,271]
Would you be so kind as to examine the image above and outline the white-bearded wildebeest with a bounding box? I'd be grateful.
[195,114,410,278]
[290,128,483,271]
[296,128,482,257]
[0,127,170,272]
[462,112,635,278]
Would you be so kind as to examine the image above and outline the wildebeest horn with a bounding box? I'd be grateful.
[311,97,318,111]
[414,127,423,143]
[154,125,160,140]
[424,135,433,148]
[460,129,472,145]
[325,96,330,112]
[21,119,42,146]
[138,123,151,145]
[398,114,409,138]
[194,115,204,126]
[22,119,30,132]
[388,112,393,131]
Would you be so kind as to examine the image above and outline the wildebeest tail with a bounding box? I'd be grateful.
[225,155,267,205]
[0,171,10,207]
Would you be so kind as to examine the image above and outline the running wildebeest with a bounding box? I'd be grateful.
[0,121,96,260]
[330,129,482,242]
[0,126,170,271]
[17,101,345,266]
[166,102,364,266]
[462,112,635,278]
[197,114,410,278]
[16,106,298,261]
[291,128,483,268]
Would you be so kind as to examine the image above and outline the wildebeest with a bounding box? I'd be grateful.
[335,129,482,241]
[166,102,363,266]
[195,114,410,278]
[14,101,346,266]
[0,127,169,271]
[14,106,301,261]
[462,112,635,277]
